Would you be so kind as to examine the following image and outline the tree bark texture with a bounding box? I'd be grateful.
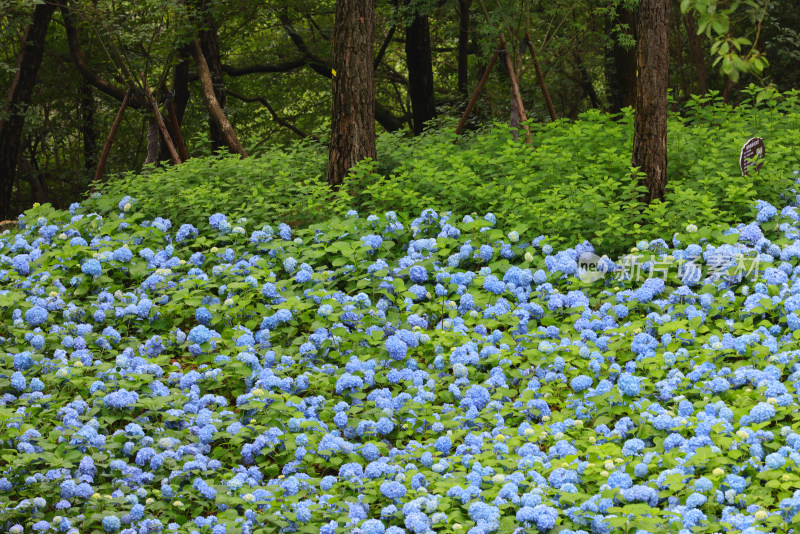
[198,16,228,151]
[632,0,670,203]
[173,46,191,125]
[144,116,160,165]
[405,10,436,134]
[327,0,376,186]
[0,1,56,219]
[683,12,707,96]
[79,79,98,177]
[457,0,472,98]
[606,7,638,113]
[190,39,247,158]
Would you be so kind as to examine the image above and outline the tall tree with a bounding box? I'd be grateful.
[79,79,98,178]
[196,3,228,152]
[632,0,670,203]
[683,11,708,96]
[327,0,376,186]
[405,5,436,134]
[457,0,472,99]
[606,6,638,113]
[0,1,57,219]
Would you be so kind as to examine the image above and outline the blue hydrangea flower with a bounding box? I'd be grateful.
[103,389,139,409]
[617,372,641,396]
[25,306,48,326]
[570,375,592,392]
[385,335,407,360]
[187,325,220,345]
[81,259,102,277]
[102,516,121,533]
[380,481,406,499]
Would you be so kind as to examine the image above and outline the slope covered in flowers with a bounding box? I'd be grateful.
[3,184,800,533]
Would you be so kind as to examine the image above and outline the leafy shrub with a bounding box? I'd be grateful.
[4,184,800,532]
[87,90,800,258]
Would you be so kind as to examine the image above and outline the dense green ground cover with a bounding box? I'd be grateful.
[3,93,800,533]
[87,91,800,257]
[3,178,800,533]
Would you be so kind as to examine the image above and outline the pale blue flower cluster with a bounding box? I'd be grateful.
[1,189,800,533]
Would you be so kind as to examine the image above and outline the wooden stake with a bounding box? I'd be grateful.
[142,74,181,165]
[499,32,531,143]
[525,30,557,121]
[92,87,130,186]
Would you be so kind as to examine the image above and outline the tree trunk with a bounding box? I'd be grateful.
[200,23,227,151]
[165,98,189,162]
[79,79,98,178]
[159,50,191,163]
[683,12,708,96]
[573,51,601,109]
[142,76,181,166]
[144,117,160,165]
[457,0,472,99]
[509,83,520,141]
[406,9,436,134]
[327,0,376,186]
[606,7,638,113]
[632,0,670,203]
[173,46,191,125]
[190,39,247,157]
[0,1,55,219]
[190,0,228,152]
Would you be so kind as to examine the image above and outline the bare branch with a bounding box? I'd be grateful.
[226,89,318,141]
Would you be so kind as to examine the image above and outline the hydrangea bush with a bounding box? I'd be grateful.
[3,183,800,533]
[85,90,800,258]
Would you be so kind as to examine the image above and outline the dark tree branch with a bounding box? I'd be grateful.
[60,5,146,107]
[276,10,405,133]
[376,101,405,132]
[93,89,130,185]
[142,74,181,165]
[374,24,396,69]
[227,89,318,140]
[221,57,306,76]
[278,10,330,72]
[304,12,331,40]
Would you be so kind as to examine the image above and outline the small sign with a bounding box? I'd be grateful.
[740,137,765,176]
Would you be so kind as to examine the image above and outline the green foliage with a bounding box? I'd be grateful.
[88,140,334,230]
[91,92,800,258]
[681,0,771,83]
[6,185,800,532]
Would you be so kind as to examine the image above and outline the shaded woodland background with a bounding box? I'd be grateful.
[0,0,797,219]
